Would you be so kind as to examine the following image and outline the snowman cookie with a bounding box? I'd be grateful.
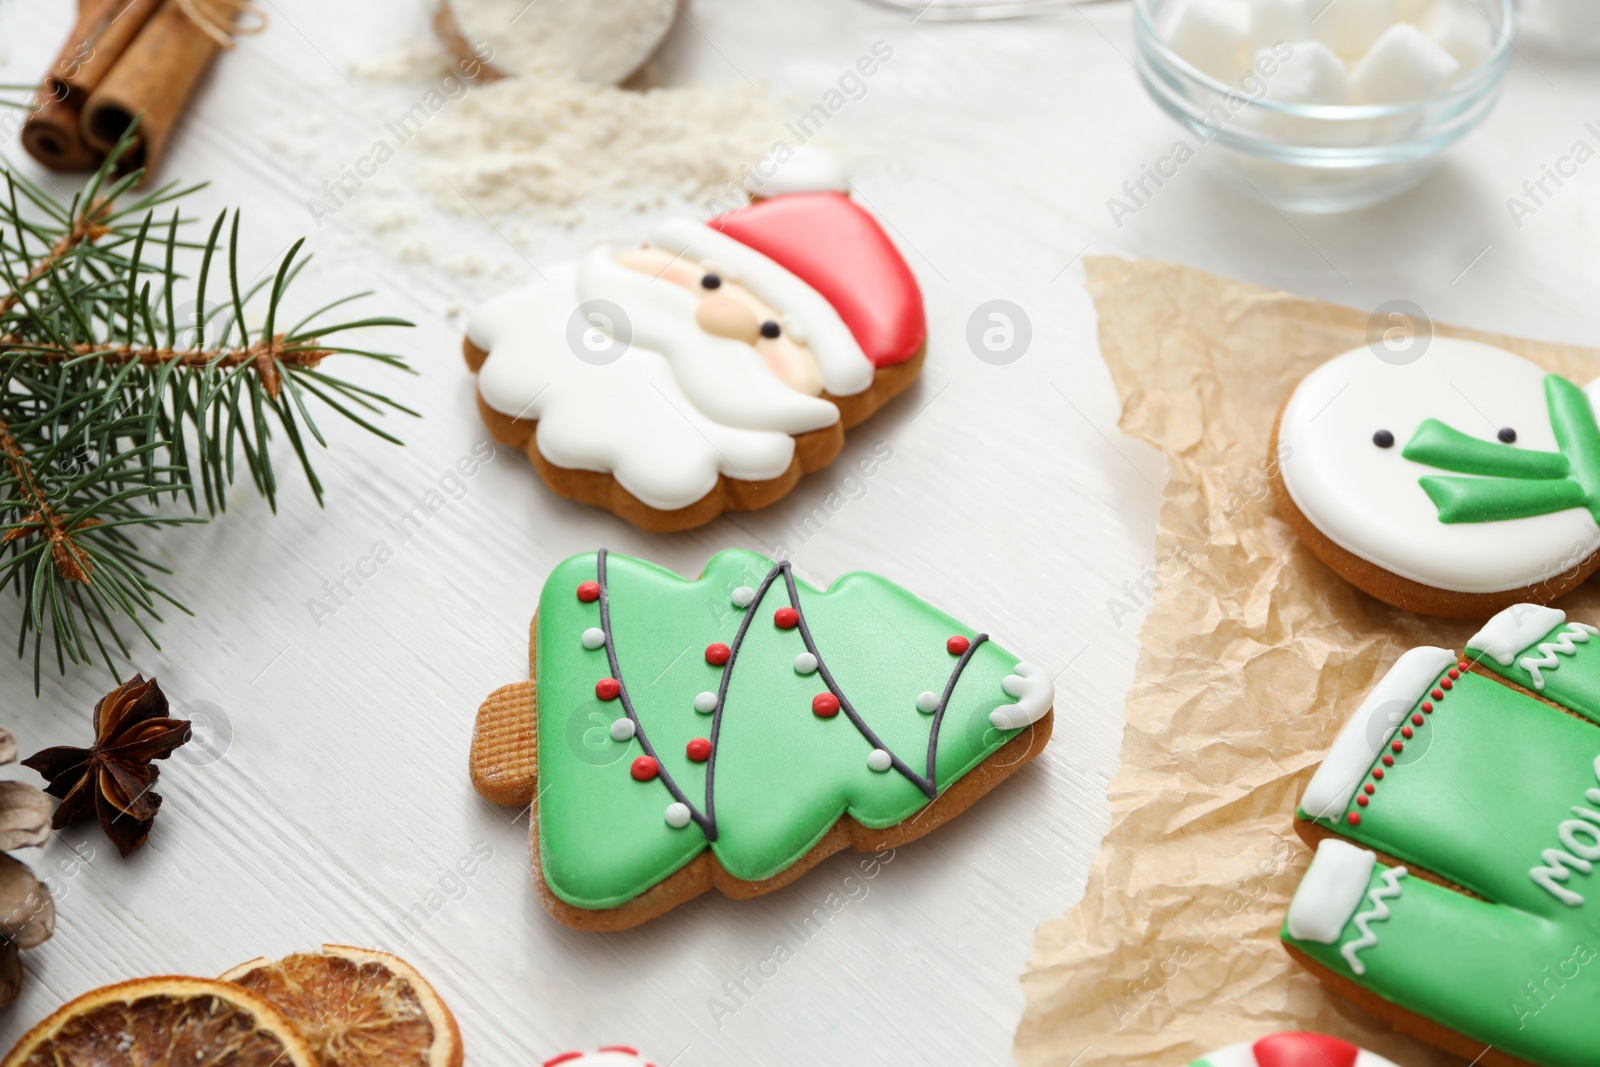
[467,548,1053,929]
[1190,1033,1399,1067]
[463,153,925,532]
[1272,338,1600,617]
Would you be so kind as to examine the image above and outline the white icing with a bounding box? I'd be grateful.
[609,718,635,742]
[1286,838,1377,943]
[1301,646,1456,820]
[730,586,755,608]
[582,626,607,650]
[1466,604,1567,665]
[693,691,717,714]
[1341,866,1408,976]
[664,802,691,828]
[647,220,874,397]
[989,662,1054,730]
[867,748,892,772]
[1189,1042,1399,1067]
[1277,338,1600,594]
[744,145,849,198]
[1518,623,1599,689]
[794,652,818,675]
[916,691,939,714]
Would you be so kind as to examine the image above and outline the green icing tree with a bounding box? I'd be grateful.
[1284,618,1600,1067]
[533,549,1041,910]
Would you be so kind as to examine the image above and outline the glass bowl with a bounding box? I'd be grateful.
[1133,0,1516,212]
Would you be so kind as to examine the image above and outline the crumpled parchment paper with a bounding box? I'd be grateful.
[1014,256,1600,1067]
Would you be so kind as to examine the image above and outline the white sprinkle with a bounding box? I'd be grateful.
[794,652,819,675]
[916,691,940,714]
[581,627,606,650]
[609,718,635,742]
[694,691,718,714]
[731,586,756,609]
[867,749,892,772]
[665,802,692,828]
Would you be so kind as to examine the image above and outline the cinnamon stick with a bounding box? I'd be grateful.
[81,0,229,179]
[19,95,100,172]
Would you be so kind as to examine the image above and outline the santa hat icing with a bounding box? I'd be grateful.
[1192,1033,1397,1067]
[544,1047,654,1067]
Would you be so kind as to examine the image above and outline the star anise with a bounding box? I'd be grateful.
[22,677,192,857]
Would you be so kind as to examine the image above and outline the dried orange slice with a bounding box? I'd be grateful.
[220,943,462,1067]
[1,975,317,1066]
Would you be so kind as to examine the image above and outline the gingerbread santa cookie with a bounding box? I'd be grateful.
[1271,337,1600,617]
[1189,1033,1398,1067]
[463,152,925,532]
[468,548,1054,929]
[1284,604,1600,1066]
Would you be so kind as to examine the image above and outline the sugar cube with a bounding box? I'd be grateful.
[1420,0,1494,69]
[1163,0,1252,80]
[1350,22,1462,102]
[1250,0,1317,46]
[1312,0,1399,57]
[1261,40,1352,103]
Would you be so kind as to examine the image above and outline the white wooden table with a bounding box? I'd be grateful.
[1,1,1596,1063]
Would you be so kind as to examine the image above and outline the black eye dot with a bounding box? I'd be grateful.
[701,273,722,290]
[1373,430,1395,449]
[759,320,781,339]
[1498,427,1517,444]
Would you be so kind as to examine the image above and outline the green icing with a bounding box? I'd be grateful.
[535,550,1033,910]
[1403,375,1600,524]
[1474,619,1600,724]
[1288,636,1600,1066]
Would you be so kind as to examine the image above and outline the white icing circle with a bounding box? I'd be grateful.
[694,691,718,713]
[582,626,606,650]
[867,749,892,772]
[664,802,692,828]
[609,718,636,742]
[731,586,756,609]
[794,651,819,675]
[1278,338,1600,595]
[916,690,940,714]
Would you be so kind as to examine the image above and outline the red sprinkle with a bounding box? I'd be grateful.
[1448,668,1460,680]
[1459,660,1469,671]
[1356,795,1369,807]
[1412,713,1425,726]
[774,607,800,630]
[577,581,601,603]
[705,643,731,666]
[686,738,712,762]
[947,635,971,656]
[1364,783,1376,795]
[1401,726,1414,738]
[1441,678,1453,690]
[595,678,621,701]
[1432,689,1445,700]
[1372,768,1384,780]
[1382,754,1395,766]
[630,756,659,781]
[1348,812,1362,826]
[812,693,841,718]
[1391,740,1405,753]
[1421,701,1434,713]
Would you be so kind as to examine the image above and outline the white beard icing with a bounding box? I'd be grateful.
[471,246,846,512]
[1278,338,1600,595]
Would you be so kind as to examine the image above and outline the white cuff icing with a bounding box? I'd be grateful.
[744,145,848,198]
[989,662,1053,730]
[1466,604,1567,666]
[1300,646,1456,821]
[1287,838,1377,944]
[648,219,875,398]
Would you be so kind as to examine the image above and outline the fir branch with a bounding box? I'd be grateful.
[1,128,415,690]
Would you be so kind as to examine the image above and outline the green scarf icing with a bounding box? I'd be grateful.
[1405,374,1600,524]
[1286,632,1600,1066]
[535,550,1033,910]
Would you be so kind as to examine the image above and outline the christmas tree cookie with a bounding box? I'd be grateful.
[469,549,1054,929]
[1284,604,1600,1066]
[1189,1033,1398,1067]
[462,150,925,532]
[1271,338,1600,616]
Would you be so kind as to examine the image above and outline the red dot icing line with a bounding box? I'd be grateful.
[812,693,841,717]
[596,678,621,701]
[577,581,600,603]
[947,635,971,656]
[631,756,659,782]
[773,607,799,630]
[1353,666,1456,822]
[705,642,731,666]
